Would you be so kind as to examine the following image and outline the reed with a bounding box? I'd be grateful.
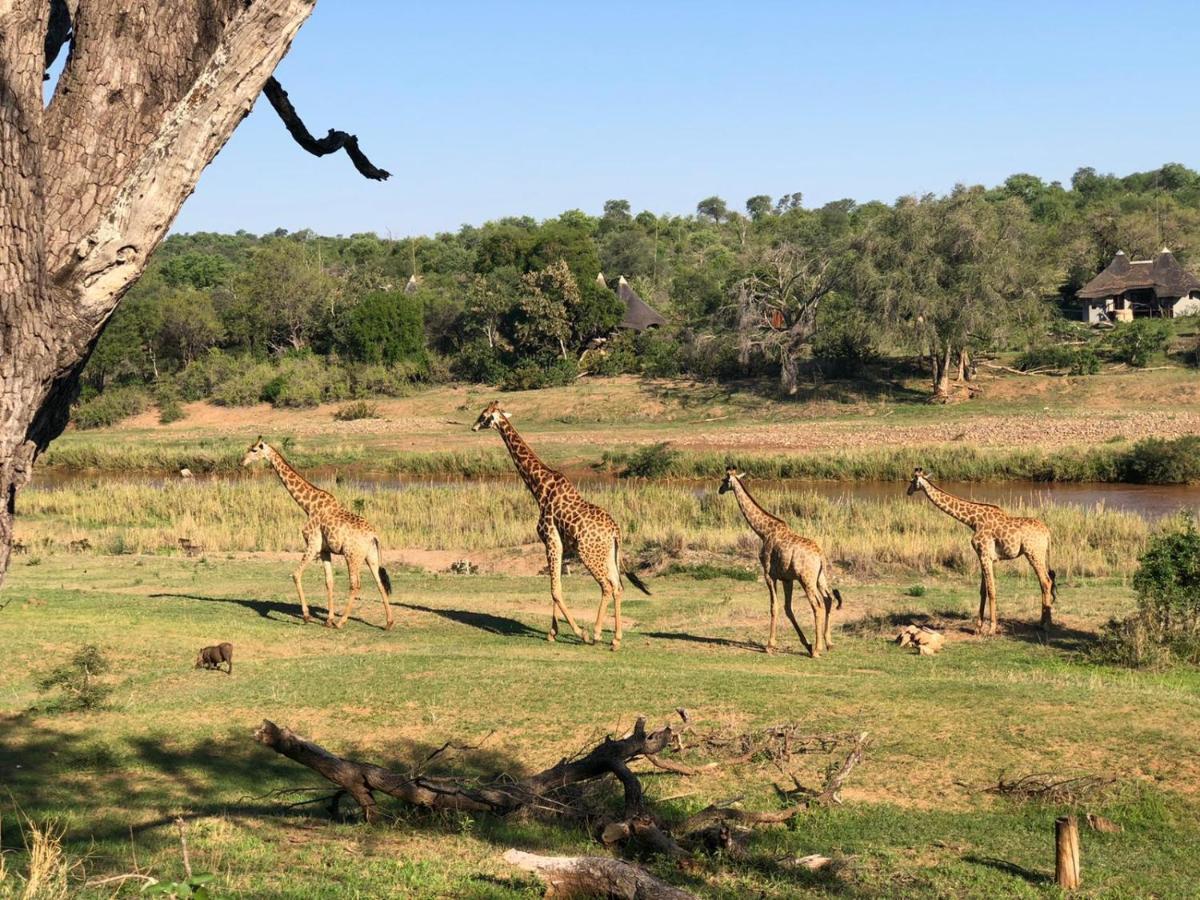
[17,477,1150,578]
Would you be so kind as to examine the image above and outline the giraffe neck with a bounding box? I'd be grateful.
[494,417,555,505]
[730,476,784,539]
[266,446,326,515]
[920,480,991,529]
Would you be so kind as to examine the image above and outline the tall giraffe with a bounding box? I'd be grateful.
[907,467,1056,635]
[242,437,394,630]
[472,402,650,649]
[720,468,843,657]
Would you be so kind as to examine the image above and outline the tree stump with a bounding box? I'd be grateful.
[1055,815,1081,890]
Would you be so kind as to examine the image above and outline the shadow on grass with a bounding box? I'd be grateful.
[1000,617,1098,653]
[639,370,927,409]
[962,854,1050,885]
[643,631,815,655]
[400,602,553,641]
[148,592,382,630]
[841,609,974,637]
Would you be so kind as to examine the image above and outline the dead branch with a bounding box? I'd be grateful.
[254,715,680,824]
[961,772,1119,804]
[503,848,696,900]
[262,77,390,181]
[815,732,870,805]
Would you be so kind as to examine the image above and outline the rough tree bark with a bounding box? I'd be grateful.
[0,0,382,586]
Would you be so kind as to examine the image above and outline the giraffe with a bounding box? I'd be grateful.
[472,402,651,650]
[720,468,843,657]
[907,467,1056,635]
[242,437,394,630]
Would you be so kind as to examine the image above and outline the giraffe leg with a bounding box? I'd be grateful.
[977,569,988,634]
[1026,550,1054,630]
[764,570,779,654]
[335,555,362,629]
[370,564,394,631]
[593,537,623,651]
[782,580,815,657]
[292,527,322,623]
[802,576,826,655]
[367,537,394,630]
[321,552,336,626]
[818,568,835,651]
[543,524,584,642]
[980,556,999,636]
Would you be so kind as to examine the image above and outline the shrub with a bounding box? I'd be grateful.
[338,289,425,365]
[174,348,239,400]
[1015,344,1100,375]
[350,363,412,398]
[1093,516,1200,667]
[500,357,579,391]
[270,355,351,408]
[812,310,879,377]
[1119,435,1200,484]
[1106,319,1170,367]
[35,645,113,711]
[72,386,149,429]
[155,384,185,424]
[636,329,684,377]
[334,401,381,421]
[620,442,679,478]
[211,362,273,407]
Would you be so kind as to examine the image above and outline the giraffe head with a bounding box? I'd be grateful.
[719,466,745,494]
[241,436,271,467]
[471,401,509,432]
[907,467,931,496]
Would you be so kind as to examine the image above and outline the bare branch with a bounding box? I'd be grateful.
[262,77,390,181]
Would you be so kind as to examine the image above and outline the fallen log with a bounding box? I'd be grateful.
[503,848,696,900]
[253,715,682,824]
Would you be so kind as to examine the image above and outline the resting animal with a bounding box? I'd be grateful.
[195,642,233,675]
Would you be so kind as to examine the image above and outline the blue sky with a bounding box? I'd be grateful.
[172,1,1200,237]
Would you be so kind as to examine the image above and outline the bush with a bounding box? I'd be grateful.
[72,386,149,429]
[35,645,112,711]
[1106,319,1170,367]
[454,341,511,385]
[620,442,679,478]
[1015,344,1100,375]
[174,349,239,400]
[334,400,381,421]
[350,364,412,398]
[1119,435,1200,484]
[211,362,273,407]
[1093,516,1200,667]
[812,308,879,377]
[338,289,425,364]
[155,384,185,424]
[500,357,579,391]
[270,355,351,408]
[636,329,684,377]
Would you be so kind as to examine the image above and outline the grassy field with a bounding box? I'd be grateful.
[37,368,1200,481]
[4,371,1200,897]
[16,480,1149,579]
[2,553,1199,898]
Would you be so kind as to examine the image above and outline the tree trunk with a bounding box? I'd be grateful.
[0,0,316,587]
[931,343,953,398]
[779,351,800,396]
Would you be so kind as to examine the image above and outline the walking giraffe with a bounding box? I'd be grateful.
[720,468,843,657]
[907,467,1056,635]
[242,437,394,630]
[471,402,650,649]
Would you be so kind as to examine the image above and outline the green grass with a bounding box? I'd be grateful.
[2,555,1199,897]
[15,479,1150,578]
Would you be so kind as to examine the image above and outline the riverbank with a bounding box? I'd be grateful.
[41,371,1200,483]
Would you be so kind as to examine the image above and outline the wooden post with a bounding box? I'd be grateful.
[1055,815,1081,890]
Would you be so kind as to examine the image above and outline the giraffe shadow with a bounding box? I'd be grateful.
[998,617,1098,652]
[399,603,553,641]
[643,631,808,655]
[148,592,378,630]
[961,854,1050,885]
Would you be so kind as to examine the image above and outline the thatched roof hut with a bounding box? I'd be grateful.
[1078,249,1200,322]
[610,275,666,331]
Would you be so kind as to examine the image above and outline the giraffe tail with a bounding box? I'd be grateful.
[624,569,652,595]
[615,534,652,595]
[832,588,844,610]
[374,537,392,597]
[1049,568,1057,602]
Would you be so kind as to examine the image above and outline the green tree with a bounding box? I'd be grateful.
[238,239,337,352]
[745,195,774,221]
[339,290,424,364]
[696,195,728,223]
